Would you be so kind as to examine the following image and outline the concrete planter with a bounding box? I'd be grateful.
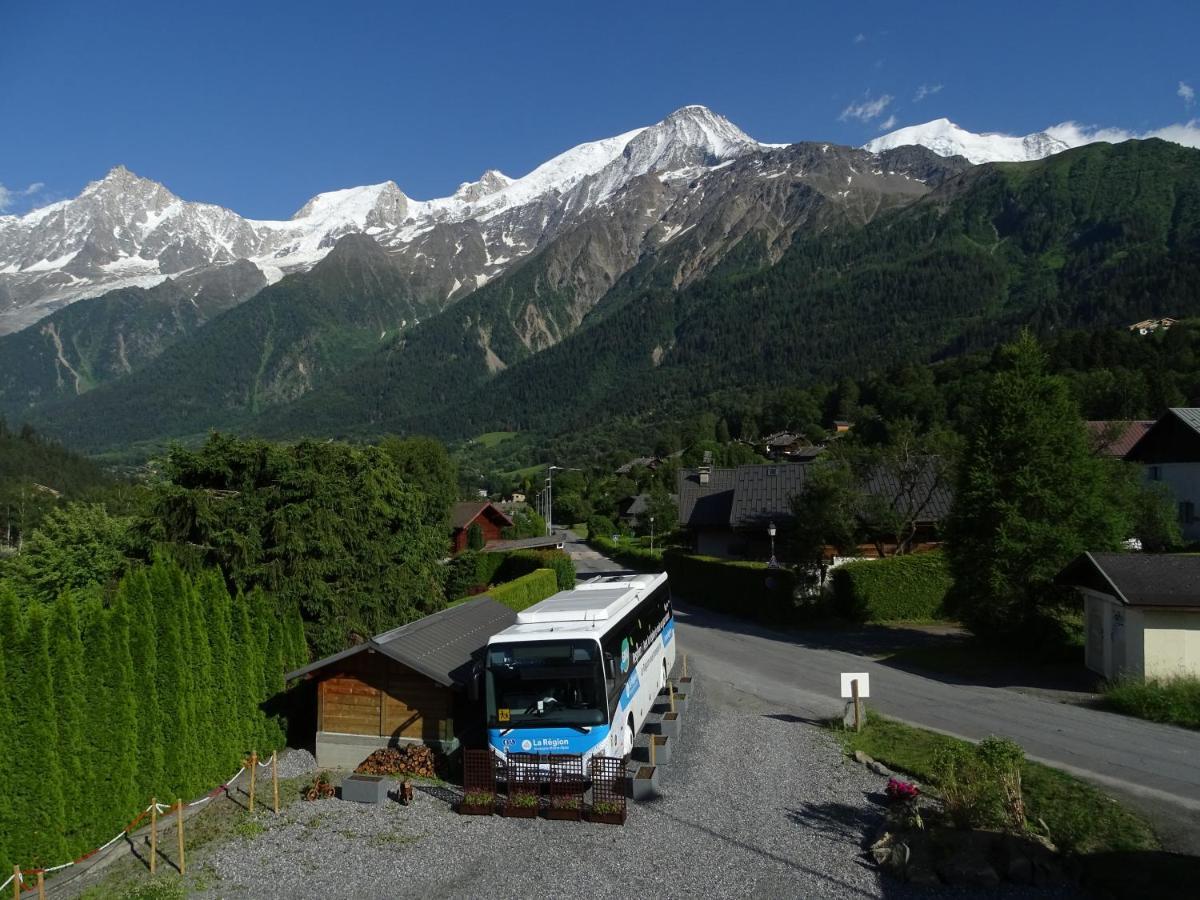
[678,676,695,694]
[630,764,660,801]
[671,692,689,715]
[658,711,681,739]
[649,734,672,765]
[341,774,388,804]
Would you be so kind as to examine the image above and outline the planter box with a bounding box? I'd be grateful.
[649,735,672,765]
[503,798,540,818]
[457,800,494,816]
[341,774,389,804]
[658,711,681,739]
[587,807,627,826]
[631,765,660,802]
[678,676,695,694]
[672,692,689,715]
[545,802,583,821]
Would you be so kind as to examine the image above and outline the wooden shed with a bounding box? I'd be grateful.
[285,597,516,768]
[450,501,514,553]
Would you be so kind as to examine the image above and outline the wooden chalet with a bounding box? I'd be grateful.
[450,501,514,553]
[284,598,516,768]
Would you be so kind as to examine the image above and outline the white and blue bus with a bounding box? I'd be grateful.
[484,572,675,766]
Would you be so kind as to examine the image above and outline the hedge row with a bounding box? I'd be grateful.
[587,534,664,572]
[663,549,797,623]
[486,568,560,612]
[447,549,575,600]
[829,551,951,622]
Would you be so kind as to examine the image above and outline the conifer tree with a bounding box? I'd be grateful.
[122,568,163,800]
[13,606,68,866]
[200,571,240,771]
[151,559,195,797]
[0,589,15,870]
[185,572,218,785]
[48,592,89,854]
[232,589,265,754]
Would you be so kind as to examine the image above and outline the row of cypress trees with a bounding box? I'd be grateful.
[0,557,307,869]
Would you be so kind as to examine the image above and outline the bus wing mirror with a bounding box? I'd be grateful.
[469,662,482,703]
[604,654,616,679]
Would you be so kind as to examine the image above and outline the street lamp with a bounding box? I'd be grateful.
[650,515,655,552]
[767,520,777,568]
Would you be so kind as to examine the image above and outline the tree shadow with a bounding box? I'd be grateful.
[414,783,461,808]
[785,800,885,849]
[1080,851,1200,900]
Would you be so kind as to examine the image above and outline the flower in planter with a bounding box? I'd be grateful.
[462,791,494,807]
[885,777,920,804]
[551,795,581,809]
[591,800,624,815]
[510,791,539,808]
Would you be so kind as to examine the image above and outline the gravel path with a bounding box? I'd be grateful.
[190,677,1074,899]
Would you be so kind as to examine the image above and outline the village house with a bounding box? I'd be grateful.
[1057,552,1200,681]
[1086,420,1155,459]
[677,461,950,562]
[284,597,516,768]
[450,501,514,553]
[1125,408,1200,542]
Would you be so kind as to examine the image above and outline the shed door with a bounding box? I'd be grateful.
[1086,610,1105,675]
[1111,613,1126,676]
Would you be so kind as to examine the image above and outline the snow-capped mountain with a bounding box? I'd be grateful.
[864,118,1071,164]
[0,106,771,334]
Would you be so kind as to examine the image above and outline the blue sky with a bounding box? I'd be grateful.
[1,0,1197,218]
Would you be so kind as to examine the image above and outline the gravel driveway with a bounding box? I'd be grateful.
[188,676,1072,899]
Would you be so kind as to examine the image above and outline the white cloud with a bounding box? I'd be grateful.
[853,33,866,44]
[0,181,44,213]
[839,93,893,123]
[1180,81,1195,107]
[878,114,897,131]
[914,83,943,102]
[1045,119,1200,150]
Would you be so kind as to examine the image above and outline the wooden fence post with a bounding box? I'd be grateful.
[272,751,280,815]
[683,653,688,678]
[669,681,676,714]
[11,865,19,900]
[35,871,43,900]
[149,798,157,875]
[176,800,185,876]
[851,678,862,733]
[249,751,257,813]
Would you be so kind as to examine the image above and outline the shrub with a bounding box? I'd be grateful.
[931,735,1026,831]
[663,550,796,623]
[1103,676,1200,729]
[588,534,663,572]
[830,551,951,623]
[486,569,559,612]
[467,522,485,551]
[586,515,616,540]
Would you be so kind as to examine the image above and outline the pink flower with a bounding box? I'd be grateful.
[885,777,919,803]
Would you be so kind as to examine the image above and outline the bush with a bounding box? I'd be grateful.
[588,534,663,572]
[448,550,575,601]
[1103,676,1200,729]
[486,569,559,612]
[932,736,1025,830]
[586,515,616,540]
[830,551,951,623]
[663,550,796,623]
[466,522,485,551]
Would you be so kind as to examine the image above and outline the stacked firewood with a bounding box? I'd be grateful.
[355,746,439,779]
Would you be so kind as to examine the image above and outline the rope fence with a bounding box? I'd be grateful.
[4,751,281,895]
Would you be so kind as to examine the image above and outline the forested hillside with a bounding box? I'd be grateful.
[261,138,1200,451]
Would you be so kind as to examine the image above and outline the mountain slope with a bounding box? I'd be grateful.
[262,139,1200,444]
[0,260,265,418]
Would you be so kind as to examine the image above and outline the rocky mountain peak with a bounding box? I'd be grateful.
[453,169,514,203]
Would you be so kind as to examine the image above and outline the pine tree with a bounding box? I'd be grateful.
[48,592,89,854]
[232,589,265,754]
[185,571,218,786]
[262,615,288,750]
[13,606,69,866]
[0,588,16,870]
[122,568,163,801]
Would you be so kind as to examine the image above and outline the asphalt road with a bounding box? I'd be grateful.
[564,534,1200,852]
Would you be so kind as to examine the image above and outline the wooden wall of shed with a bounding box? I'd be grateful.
[318,651,455,743]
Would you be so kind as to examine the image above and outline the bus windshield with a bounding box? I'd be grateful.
[485,640,607,729]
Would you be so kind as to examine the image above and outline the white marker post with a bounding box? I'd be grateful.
[840,672,870,733]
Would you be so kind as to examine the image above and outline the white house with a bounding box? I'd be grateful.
[1057,552,1200,681]
[1126,408,1200,542]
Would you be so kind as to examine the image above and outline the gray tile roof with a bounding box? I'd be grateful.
[285,597,517,687]
[1057,552,1200,608]
[680,459,952,531]
[677,467,737,528]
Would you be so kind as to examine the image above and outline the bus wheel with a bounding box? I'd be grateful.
[623,715,634,758]
[661,659,667,692]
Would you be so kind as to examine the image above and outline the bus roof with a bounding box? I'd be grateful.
[487,573,667,643]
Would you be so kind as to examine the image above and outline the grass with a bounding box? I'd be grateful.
[833,712,1159,855]
[1103,676,1200,729]
[570,522,588,539]
[472,431,520,448]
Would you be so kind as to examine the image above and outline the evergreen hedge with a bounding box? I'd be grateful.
[447,548,575,599]
[663,549,796,623]
[0,558,306,869]
[829,551,952,622]
[485,568,560,612]
[587,535,664,572]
